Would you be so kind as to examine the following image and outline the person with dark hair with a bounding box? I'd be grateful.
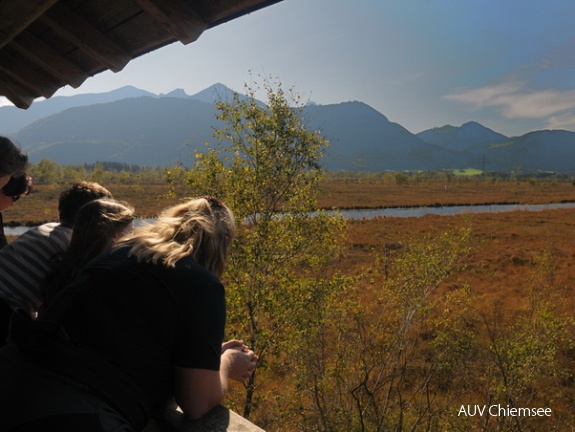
[0,136,28,189]
[56,181,114,227]
[0,181,113,345]
[41,198,135,311]
[0,173,32,249]
[0,196,257,432]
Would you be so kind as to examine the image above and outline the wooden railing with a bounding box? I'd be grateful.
[144,405,265,432]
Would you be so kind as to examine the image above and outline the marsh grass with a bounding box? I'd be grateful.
[317,178,575,209]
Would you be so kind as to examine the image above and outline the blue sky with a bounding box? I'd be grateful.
[5,0,575,137]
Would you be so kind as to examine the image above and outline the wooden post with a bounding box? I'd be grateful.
[143,405,266,432]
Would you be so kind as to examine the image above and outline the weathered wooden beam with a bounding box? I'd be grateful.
[0,76,35,109]
[11,32,88,89]
[40,2,131,73]
[143,405,266,432]
[0,0,60,50]
[133,0,208,45]
[0,50,59,99]
[207,0,283,27]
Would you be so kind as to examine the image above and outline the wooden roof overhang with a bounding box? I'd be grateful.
[0,0,284,109]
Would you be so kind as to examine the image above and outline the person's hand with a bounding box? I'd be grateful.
[221,339,248,353]
[221,345,258,384]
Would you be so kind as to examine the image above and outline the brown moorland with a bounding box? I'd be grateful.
[3,178,575,428]
[4,179,575,317]
[323,179,575,315]
[317,177,575,208]
[4,179,575,224]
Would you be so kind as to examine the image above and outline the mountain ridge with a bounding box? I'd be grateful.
[4,84,575,173]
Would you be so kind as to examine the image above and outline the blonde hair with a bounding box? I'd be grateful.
[120,197,235,277]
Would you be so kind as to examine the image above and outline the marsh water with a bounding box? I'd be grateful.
[5,202,575,236]
[334,201,575,219]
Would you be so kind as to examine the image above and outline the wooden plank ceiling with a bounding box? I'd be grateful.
[0,0,284,109]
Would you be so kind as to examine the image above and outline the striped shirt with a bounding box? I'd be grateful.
[0,223,72,315]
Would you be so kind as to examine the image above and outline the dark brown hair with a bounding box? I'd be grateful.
[2,173,32,199]
[58,181,113,227]
[0,136,28,176]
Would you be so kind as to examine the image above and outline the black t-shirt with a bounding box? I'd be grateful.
[39,245,226,414]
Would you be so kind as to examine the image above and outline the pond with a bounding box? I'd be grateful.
[5,202,575,236]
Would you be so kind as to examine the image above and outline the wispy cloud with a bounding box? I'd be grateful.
[547,112,575,131]
[443,82,575,129]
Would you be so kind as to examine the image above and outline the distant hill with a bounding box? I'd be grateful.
[416,121,509,152]
[189,83,237,104]
[416,122,575,173]
[4,84,575,173]
[304,102,461,171]
[478,130,575,173]
[416,121,511,171]
[0,86,155,135]
[15,96,223,166]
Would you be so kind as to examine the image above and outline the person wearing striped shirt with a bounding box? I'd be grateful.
[0,181,112,344]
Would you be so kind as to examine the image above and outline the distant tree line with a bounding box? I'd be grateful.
[23,157,575,187]
[26,158,167,185]
[323,169,574,185]
[83,161,149,173]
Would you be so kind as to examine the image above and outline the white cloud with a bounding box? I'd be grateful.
[443,82,575,122]
[444,82,523,107]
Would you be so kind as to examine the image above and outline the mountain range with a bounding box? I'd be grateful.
[2,84,575,173]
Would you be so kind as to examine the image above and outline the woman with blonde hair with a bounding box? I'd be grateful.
[123,195,233,277]
[0,196,257,432]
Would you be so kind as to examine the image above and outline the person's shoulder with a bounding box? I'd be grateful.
[0,224,51,249]
[41,223,72,236]
[84,244,131,268]
[0,223,71,259]
[38,222,60,230]
[176,256,216,275]
[31,222,71,243]
[15,222,67,239]
[167,257,221,290]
